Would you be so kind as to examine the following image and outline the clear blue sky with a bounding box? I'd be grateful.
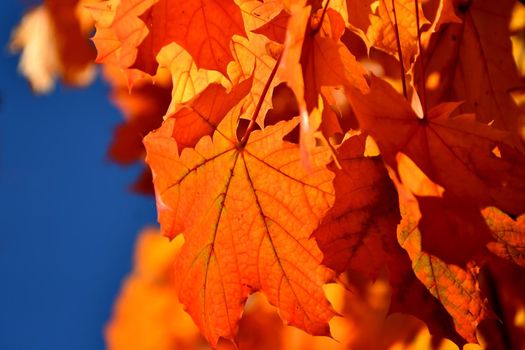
[0,2,157,349]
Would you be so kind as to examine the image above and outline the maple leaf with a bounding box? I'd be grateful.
[10,0,95,93]
[278,0,310,125]
[386,234,467,346]
[237,0,284,30]
[228,33,281,123]
[342,0,375,39]
[106,228,209,350]
[386,155,506,343]
[313,135,400,277]
[276,1,369,162]
[395,190,488,343]
[277,3,369,111]
[348,75,525,215]
[88,0,156,70]
[366,0,428,70]
[395,150,493,265]
[105,67,172,165]
[132,0,246,77]
[417,196,493,265]
[167,76,253,152]
[418,0,525,136]
[420,0,461,45]
[137,1,280,121]
[156,43,227,114]
[483,207,525,268]
[301,9,368,111]
[102,65,172,194]
[144,114,336,345]
[308,133,475,343]
[253,9,290,44]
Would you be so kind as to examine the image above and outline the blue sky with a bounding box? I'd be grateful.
[0,2,157,349]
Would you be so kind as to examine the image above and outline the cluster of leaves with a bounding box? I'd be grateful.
[107,227,472,350]
[11,0,525,349]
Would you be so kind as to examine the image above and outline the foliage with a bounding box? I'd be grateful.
[10,0,525,349]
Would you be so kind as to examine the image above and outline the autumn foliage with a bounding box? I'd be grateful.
[10,0,525,349]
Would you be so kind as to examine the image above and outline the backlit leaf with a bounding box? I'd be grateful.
[10,0,95,92]
[395,189,488,343]
[144,114,336,345]
[134,0,246,77]
[366,0,428,69]
[313,135,400,277]
[483,207,525,268]
[348,75,525,215]
[419,0,525,136]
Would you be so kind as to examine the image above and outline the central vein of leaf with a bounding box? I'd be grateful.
[201,150,240,333]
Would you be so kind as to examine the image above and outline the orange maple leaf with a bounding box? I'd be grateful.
[134,0,246,77]
[10,0,95,92]
[102,66,171,194]
[301,8,368,113]
[277,1,368,161]
[393,152,493,265]
[233,0,286,120]
[483,207,525,268]
[313,135,400,277]
[277,3,369,113]
[106,229,206,350]
[348,75,525,215]
[167,77,253,151]
[88,0,156,70]
[254,9,290,43]
[394,187,488,343]
[419,0,525,136]
[144,114,336,346]
[420,0,460,45]
[105,67,171,165]
[345,0,375,36]
[386,241,467,346]
[156,42,227,114]
[416,195,493,265]
[366,0,428,70]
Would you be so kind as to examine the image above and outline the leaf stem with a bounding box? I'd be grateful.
[240,0,331,147]
[414,0,427,118]
[390,0,408,99]
[239,53,282,147]
[311,0,331,36]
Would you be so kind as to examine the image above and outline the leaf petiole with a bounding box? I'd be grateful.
[390,0,408,98]
[414,0,428,119]
[239,53,282,148]
[311,0,331,36]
